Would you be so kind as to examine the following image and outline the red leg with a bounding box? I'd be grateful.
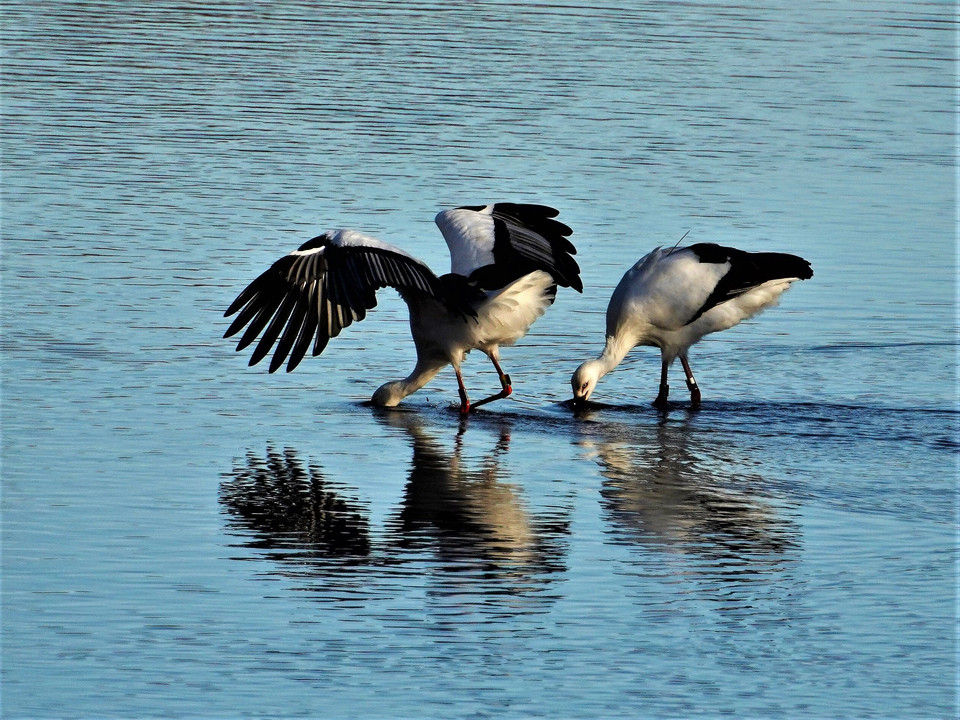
[679,355,701,409]
[469,355,513,412]
[454,366,470,416]
[653,359,669,409]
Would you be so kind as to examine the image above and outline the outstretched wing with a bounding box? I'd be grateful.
[223,230,446,373]
[434,203,582,292]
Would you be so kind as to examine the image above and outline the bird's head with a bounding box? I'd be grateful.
[571,360,603,407]
[372,381,405,407]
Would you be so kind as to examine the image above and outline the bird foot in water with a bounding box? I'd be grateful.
[652,383,669,409]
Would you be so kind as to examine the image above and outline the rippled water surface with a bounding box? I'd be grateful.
[2,1,956,718]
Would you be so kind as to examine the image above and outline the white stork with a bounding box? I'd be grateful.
[571,243,812,409]
[224,203,582,415]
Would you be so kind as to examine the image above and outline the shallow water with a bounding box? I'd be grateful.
[2,1,956,718]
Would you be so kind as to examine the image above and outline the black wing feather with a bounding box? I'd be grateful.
[288,294,318,372]
[250,292,297,367]
[470,203,582,292]
[686,243,813,324]
[224,234,451,373]
[272,299,308,373]
[312,287,331,357]
[235,287,285,352]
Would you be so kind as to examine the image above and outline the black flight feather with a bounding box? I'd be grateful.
[464,203,582,292]
[686,243,813,324]
[224,234,459,373]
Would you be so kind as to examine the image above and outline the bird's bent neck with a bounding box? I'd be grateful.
[401,360,444,396]
[373,357,445,407]
[394,361,445,402]
[595,333,634,378]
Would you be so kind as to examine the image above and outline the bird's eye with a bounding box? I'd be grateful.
[581,383,588,391]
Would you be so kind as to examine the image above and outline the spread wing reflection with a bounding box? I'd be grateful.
[220,447,371,561]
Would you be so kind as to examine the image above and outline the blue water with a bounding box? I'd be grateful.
[2,1,956,718]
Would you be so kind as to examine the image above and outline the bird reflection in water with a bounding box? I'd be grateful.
[220,447,372,562]
[220,412,570,604]
[377,410,569,587]
[576,412,799,578]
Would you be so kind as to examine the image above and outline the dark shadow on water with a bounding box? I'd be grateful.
[362,394,958,456]
[554,396,959,455]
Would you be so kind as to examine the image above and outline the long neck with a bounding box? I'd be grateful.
[594,333,634,379]
[396,357,445,399]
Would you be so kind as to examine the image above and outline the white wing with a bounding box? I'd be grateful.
[434,206,497,277]
[434,203,582,292]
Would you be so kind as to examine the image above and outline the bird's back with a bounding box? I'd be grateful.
[605,243,811,341]
[605,247,730,338]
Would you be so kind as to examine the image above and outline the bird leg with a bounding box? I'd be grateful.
[454,366,470,416]
[653,360,670,409]
[469,355,513,412]
[679,355,701,409]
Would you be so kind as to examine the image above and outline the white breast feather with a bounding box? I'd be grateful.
[473,270,554,348]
